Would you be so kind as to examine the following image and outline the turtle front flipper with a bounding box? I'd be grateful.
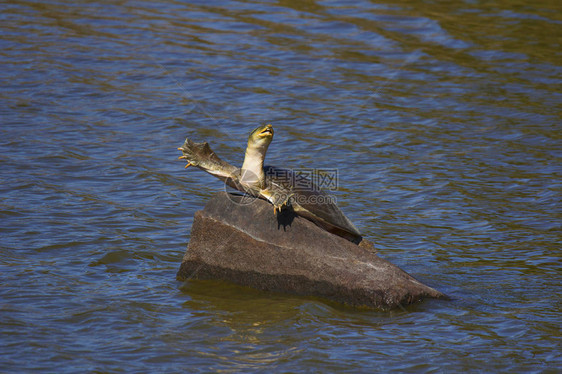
[259,187,294,215]
[177,138,240,183]
[177,138,212,169]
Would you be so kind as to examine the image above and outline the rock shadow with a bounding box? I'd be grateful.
[276,206,295,231]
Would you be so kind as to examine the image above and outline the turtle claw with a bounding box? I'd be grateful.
[177,141,197,169]
[260,188,294,216]
[177,138,217,170]
[178,154,191,168]
[272,197,292,215]
[261,188,291,215]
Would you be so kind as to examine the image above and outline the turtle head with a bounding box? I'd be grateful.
[241,124,273,188]
[247,124,274,151]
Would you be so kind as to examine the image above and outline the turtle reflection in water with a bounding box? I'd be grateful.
[178,125,362,244]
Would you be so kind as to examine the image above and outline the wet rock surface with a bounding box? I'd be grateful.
[178,192,445,309]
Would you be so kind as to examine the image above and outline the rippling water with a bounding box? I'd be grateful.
[1,0,561,372]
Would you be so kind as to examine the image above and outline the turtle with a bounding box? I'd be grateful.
[177,124,362,244]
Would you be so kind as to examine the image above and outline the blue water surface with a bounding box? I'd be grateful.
[1,0,561,372]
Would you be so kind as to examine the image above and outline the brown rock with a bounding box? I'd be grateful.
[177,192,446,310]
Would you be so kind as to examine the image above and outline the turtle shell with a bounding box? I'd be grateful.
[264,166,362,244]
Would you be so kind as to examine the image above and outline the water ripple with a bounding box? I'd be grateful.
[1,0,561,372]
